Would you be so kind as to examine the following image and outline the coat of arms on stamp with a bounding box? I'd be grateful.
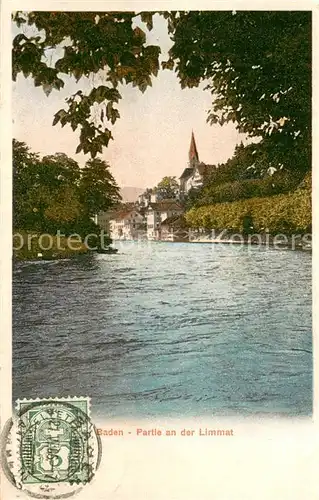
[1,397,102,498]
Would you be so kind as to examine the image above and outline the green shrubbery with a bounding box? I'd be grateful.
[185,183,311,235]
[195,170,304,207]
[13,232,90,261]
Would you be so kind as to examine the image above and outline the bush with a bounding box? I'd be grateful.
[185,186,311,235]
[13,231,90,260]
[196,171,305,206]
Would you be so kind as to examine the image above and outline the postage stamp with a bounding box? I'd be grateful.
[1,397,102,498]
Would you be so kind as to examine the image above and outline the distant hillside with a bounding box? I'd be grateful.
[120,186,144,202]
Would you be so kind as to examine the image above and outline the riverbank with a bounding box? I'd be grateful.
[112,232,312,251]
[13,231,89,261]
[188,232,312,251]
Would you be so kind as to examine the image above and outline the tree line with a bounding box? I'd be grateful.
[13,139,121,236]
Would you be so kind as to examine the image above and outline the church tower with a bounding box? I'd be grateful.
[188,131,199,168]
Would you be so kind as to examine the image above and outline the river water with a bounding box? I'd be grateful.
[13,241,312,418]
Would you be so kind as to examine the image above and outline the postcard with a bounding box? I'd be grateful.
[0,2,317,499]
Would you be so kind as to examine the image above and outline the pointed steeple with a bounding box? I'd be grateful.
[188,131,199,166]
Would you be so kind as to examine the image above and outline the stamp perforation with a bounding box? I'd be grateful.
[2,396,101,499]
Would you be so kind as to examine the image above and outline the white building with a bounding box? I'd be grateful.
[146,200,184,240]
[137,193,150,207]
[110,209,145,240]
[96,210,118,233]
[137,190,160,208]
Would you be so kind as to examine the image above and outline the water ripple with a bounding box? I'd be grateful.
[13,242,312,418]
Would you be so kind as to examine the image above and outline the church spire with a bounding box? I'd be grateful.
[189,131,199,166]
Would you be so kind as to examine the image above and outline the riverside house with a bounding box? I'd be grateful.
[160,214,189,242]
[96,210,118,233]
[110,209,145,240]
[146,200,184,240]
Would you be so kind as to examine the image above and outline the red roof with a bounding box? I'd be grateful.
[148,200,183,212]
[112,209,140,221]
[189,131,199,162]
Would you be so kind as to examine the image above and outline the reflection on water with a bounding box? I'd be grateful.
[13,241,312,418]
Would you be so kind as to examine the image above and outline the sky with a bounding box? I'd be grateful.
[12,13,248,189]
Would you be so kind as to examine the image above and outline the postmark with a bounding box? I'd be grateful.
[1,397,102,498]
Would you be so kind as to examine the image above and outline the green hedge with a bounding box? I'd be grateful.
[185,187,311,235]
